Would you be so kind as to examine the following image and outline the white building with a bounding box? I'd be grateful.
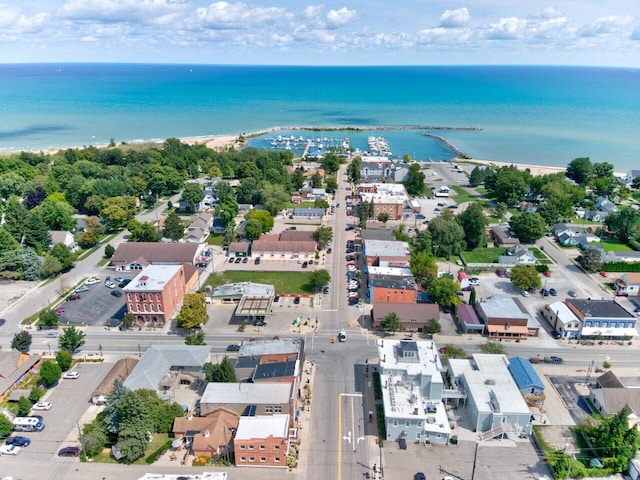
[377,339,451,445]
[543,301,582,339]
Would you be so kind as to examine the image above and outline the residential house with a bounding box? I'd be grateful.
[370,302,440,332]
[508,357,545,396]
[456,304,484,334]
[123,264,198,325]
[595,196,618,214]
[212,217,226,234]
[601,251,640,264]
[377,340,451,445]
[110,242,203,270]
[49,230,78,252]
[91,356,139,405]
[183,213,212,243]
[448,354,532,437]
[123,345,210,400]
[584,210,610,222]
[173,407,240,458]
[228,241,250,258]
[290,194,303,204]
[475,295,539,339]
[199,382,295,418]
[542,301,582,339]
[490,226,519,246]
[0,352,40,403]
[292,207,325,219]
[589,370,640,425]
[553,223,581,238]
[565,299,637,339]
[616,273,640,297]
[627,170,640,185]
[363,239,411,266]
[234,414,291,468]
[498,245,536,266]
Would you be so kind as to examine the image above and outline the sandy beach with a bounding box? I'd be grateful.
[456,157,626,179]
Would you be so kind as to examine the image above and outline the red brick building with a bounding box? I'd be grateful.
[370,277,418,304]
[234,414,291,468]
[123,264,198,325]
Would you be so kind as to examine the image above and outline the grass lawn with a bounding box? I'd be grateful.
[600,237,634,252]
[206,234,225,247]
[90,433,170,464]
[285,201,315,209]
[529,247,553,265]
[202,271,316,295]
[449,185,478,204]
[460,247,505,264]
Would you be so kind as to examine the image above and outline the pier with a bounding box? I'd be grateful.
[423,133,470,159]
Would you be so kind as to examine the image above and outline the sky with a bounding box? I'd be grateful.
[1,1,639,66]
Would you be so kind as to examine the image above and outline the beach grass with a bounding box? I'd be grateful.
[449,185,478,204]
[202,271,316,295]
[460,247,504,264]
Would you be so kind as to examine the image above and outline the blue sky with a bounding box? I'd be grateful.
[2,1,639,66]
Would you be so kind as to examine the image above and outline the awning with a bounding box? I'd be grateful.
[580,327,638,338]
[487,325,529,335]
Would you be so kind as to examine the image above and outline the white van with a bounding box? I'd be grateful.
[12,416,44,432]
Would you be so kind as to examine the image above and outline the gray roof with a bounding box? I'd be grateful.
[238,338,303,358]
[364,239,410,258]
[111,242,200,266]
[200,382,293,405]
[477,295,528,320]
[293,208,325,216]
[211,282,274,298]
[360,229,395,242]
[123,345,210,391]
[567,299,634,319]
[252,360,298,381]
[370,278,417,291]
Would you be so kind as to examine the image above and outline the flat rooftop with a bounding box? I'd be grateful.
[364,239,411,258]
[235,414,290,440]
[211,282,275,298]
[567,299,634,319]
[123,265,182,292]
[477,295,529,320]
[201,382,293,405]
[238,338,303,357]
[367,266,414,278]
[378,339,443,379]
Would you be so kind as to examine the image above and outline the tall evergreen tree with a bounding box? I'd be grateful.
[3,196,27,242]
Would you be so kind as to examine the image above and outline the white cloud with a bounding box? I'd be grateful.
[369,32,413,48]
[302,5,323,20]
[325,7,357,30]
[579,16,626,37]
[0,5,19,27]
[438,8,469,28]
[631,24,640,40]
[537,7,564,20]
[59,0,185,24]
[487,17,528,40]
[195,2,291,30]
[82,36,98,42]
[416,27,472,45]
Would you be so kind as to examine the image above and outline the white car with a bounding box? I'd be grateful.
[62,371,80,379]
[520,290,530,297]
[0,444,22,455]
[32,401,52,410]
[85,277,100,285]
[104,281,116,289]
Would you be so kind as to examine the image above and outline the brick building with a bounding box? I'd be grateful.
[369,278,418,304]
[234,414,291,468]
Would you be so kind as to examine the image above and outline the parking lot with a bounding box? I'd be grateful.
[57,273,138,327]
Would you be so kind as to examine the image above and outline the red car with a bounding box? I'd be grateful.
[599,271,608,277]
[543,270,551,277]
[58,446,81,457]
[55,307,65,314]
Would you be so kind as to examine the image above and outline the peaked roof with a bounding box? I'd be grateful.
[508,357,545,391]
[111,242,200,266]
[123,345,210,391]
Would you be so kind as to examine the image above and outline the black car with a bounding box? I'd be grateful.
[195,262,208,268]
[66,293,81,301]
[322,286,329,294]
[273,295,280,303]
[226,344,241,352]
[414,473,426,480]
[58,446,81,457]
[326,248,332,254]
[234,257,242,263]
[255,257,261,265]
[293,297,301,304]
[242,257,248,263]
[118,281,128,288]
[301,261,308,268]
[110,290,123,297]
[550,331,562,339]
[6,436,31,447]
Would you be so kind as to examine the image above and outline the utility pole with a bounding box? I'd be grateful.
[471,441,479,479]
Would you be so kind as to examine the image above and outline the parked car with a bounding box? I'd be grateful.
[302,261,308,268]
[543,270,551,277]
[496,269,506,277]
[254,257,261,265]
[32,401,52,411]
[66,293,81,301]
[469,278,480,286]
[5,436,31,447]
[414,473,426,480]
[549,288,558,296]
[520,290,529,297]
[322,286,329,294]
[550,331,562,339]
[541,288,550,297]
[226,344,241,352]
[62,371,80,379]
[104,281,116,289]
[85,277,100,285]
[55,307,65,314]
[273,295,280,302]
[228,257,235,263]
[568,290,577,297]
[293,297,300,304]
[599,271,608,277]
[110,290,123,297]
[114,277,125,283]
[326,248,332,254]
[46,331,59,338]
[195,262,208,268]
[544,356,564,364]
[234,257,242,263]
[616,290,628,296]
[0,444,21,455]
[242,257,248,263]
[58,446,81,457]
[75,286,90,293]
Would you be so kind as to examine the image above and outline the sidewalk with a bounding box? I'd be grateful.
[294,358,315,476]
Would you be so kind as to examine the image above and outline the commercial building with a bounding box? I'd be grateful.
[199,382,296,418]
[110,242,203,270]
[369,278,418,304]
[456,304,484,334]
[251,231,317,260]
[508,357,545,396]
[234,414,291,468]
[370,302,440,332]
[363,239,411,266]
[172,407,240,459]
[565,299,637,339]
[475,295,539,339]
[542,301,582,339]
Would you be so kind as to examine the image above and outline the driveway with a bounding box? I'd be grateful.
[548,375,593,424]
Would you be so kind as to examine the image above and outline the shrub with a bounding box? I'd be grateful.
[193,456,210,466]
[29,387,45,403]
[17,396,32,416]
[145,440,173,464]
[56,349,73,371]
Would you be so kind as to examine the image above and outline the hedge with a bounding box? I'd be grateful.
[602,262,640,273]
[145,440,173,464]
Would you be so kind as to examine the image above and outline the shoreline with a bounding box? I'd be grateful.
[456,157,626,179]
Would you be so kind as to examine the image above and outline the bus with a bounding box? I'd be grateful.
[12,416,44,432]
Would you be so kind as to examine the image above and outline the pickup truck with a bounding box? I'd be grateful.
[543,356,564,364]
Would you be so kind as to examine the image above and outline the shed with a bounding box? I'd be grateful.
[508,357,545,395]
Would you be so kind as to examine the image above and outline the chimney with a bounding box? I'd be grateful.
[203,430,210,438]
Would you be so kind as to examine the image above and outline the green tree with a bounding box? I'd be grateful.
[39,199,76,231]
[17,396,32,416]
[245,209,274,234]
[163,212,185,241]
[120,312,134,330]
[29,387,45,403]
[469,288,477,305]
[49,243,74,270]
[509,264,541,291]
[181,183,204,212]
[325,176,338,193]
[313,225,333,249]
[438,344,467,360]
[492,168,529,205]
[424,318,442,334]
[348,156,361,183]
[78,216,105,248]
[258,183,289,216]
[308,269,331,289]
[428,216,465,258]
[56,349,73,371]
[245,219,263,240]
[577,248,604,273]
[104,243,115,259]
[379,312,401,334]
[456,202,487,249]
[185,330,206,345]
[203,356,238,383]
[314,198,329,210]
[58,325,86,353]
[377,212,390,224]
[39,308,60,328]
[24,207,51,250]
[468,166,487,187]
[0,413,14,438]
[310,172,323,188]
[0,227,20,252]
[479,341,506,355]
[509,212,547,243]
[127,220,161,242]
[39,359,62,387]
[3,196,28,242]
[409,251,437,287]
[583,408,640,473]
[605,207,640,242]
[428,277,461,308]
[291,169,305,191]
[39,254,63,278]
[566,157,593,185]
[404,163,426,196]
[80,420,108,457]
[176,293,208,329]
[101,380,129,434]
[11,331,32,352]
[321,154,341,175]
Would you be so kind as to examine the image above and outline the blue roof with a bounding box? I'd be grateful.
[508,357,544,391]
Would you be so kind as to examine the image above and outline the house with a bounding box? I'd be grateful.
[542,301,582,339]
[123,264,198,326]
[0,352,40,403]
[363,239,411,266]
[49,230,78,252]
[183,213,212,243]
[508,357,544,396]
[212,217,226,234]
[377,340,451,445]
[588,370,640,423]
[498,245,536,266]
[447,354,533,437]
[616,273,640,297]
[475,295,538,339]
[91,356,139,405]
[228,241,250,258]
[173,407,239,458]
[490,226,519,246]
[553,223,581,238]
[199,382,295,417]
[370,302,440,332]
[456,304,484,334]
[110,242,202,270]
[566,299,637,339]
[292,208,325,218]
[595,196,618,214]
[123,345,210,400]
[601,250,640,264]
[627,170,640,185]
[584,210,610,222]
[290,193,303,204]
[234,414,291,468]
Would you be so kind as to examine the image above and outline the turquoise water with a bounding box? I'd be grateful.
[0,64,638,171]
